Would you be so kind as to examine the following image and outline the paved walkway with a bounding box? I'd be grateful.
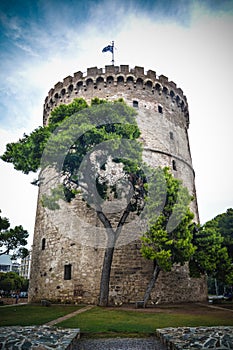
[74,337,166,349]
[45,305,94,326]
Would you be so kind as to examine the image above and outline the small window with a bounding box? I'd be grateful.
[41,238,46,250]
[133,100,138,108]
[170,132,174,140]
[64,264,72,280]
[158,105,163,114]
[172,160,177,171]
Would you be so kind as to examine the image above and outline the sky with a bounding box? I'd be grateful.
[0,0,233,247]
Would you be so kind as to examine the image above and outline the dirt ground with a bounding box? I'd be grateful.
[108,301,233,315]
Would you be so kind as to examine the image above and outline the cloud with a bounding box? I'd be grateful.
[0,0,233,245]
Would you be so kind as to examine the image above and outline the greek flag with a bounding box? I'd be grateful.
[102,45,113,53]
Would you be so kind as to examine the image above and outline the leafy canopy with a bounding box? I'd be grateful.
[0,271,29,292]
[1,98,141,181]
[191,208,233,285]
[0,210,28,259]
[141,167,195,271]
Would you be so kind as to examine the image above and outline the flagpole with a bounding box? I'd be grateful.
[112,41,114,65]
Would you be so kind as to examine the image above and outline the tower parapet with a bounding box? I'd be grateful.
[43,65,189,127]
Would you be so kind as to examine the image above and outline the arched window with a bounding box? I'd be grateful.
[170,90,175,98]
[76,81,83,92]
[155,83,162,92]
[145,80,153,90]
[41,238,46,250]
[133,100,138,108]
[96,76,104,89]
[136,78,143,89]
[107,76,114,85]
[117,76,124,85]
[68,84,73,93]
[126,76,134,88]
[162,87,168,95]
[61,88,66,96]
[64,264,72,280]
[86,78,93,87]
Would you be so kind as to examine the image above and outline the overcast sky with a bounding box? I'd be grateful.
[0,0,233,246]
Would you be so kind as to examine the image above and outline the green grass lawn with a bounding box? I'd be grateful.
[0,304,83,327]
[1,303,233,337]
[57,305,233,334]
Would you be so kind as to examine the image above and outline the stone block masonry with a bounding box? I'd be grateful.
[0,326,80,349]
[28,65,207,305]
[157,327,233,349]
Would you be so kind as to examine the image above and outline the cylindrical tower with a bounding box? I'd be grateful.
[29,65,207,304]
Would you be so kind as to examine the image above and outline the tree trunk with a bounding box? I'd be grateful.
[215,278,219,296]
[96,207,130,307]
[98,245,115,306]
[143,262,161,308]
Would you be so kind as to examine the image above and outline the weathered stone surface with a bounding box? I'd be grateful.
[29,65,207,305]
[0,326,80,349]
[157,326,233,349]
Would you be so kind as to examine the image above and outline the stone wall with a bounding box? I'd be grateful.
[28,65,207,304]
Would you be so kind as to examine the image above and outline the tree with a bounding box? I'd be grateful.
[140,167,196,307]
[194,208,233,287]
[0,210,29,259]
[189,225,232,282]
[1,98,146,306]
[206,208,233,260]
[0,271,28,294]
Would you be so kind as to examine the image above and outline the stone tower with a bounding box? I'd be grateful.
[28,65,207,304]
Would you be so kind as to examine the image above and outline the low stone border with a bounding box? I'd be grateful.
[0,326,80,349]
[156,326,233,349]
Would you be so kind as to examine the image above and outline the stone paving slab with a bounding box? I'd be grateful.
[156,326,233,350]
[73,337,166,349]
[0,326,80,349]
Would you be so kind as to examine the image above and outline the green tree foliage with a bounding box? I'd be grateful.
[1,98,143,306]
[0,272,28,294]
[141,167,196,307]
[0,210,28,259]
[206,208,233,258]
[1,99,89,174]
[194,208,233,286]
[189,226,230,281]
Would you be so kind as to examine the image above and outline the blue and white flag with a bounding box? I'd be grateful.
[102,45,113,53]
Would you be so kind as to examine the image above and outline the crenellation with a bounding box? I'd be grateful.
[105,65,119,74]
[120,64,129,74]
[63,75,73,85]
[146,69,156,80]
[158,74,168,83]
[169,81,177,89]
[134,66,144,76]
[73,71,83,80]
[54,81,63,90]
[87,67,98,76]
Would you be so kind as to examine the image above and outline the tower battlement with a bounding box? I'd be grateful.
[43,65,189,126]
